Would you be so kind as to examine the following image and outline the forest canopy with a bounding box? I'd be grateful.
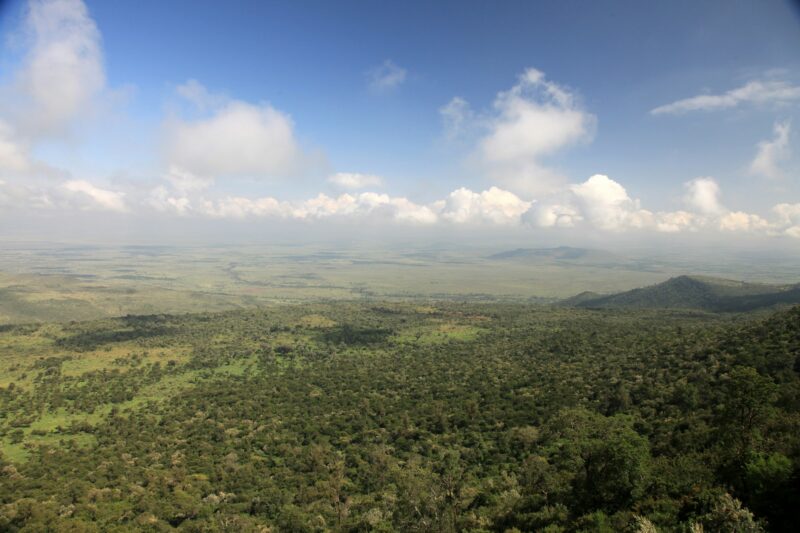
[0,302,798,531]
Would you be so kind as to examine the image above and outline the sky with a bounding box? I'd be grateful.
[0,0,799,246]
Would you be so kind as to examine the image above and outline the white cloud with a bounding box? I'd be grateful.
[13,0,105,138]
[62,179,126,211]
[651,79,800,115]
[478,68,595,196]
[164,99,302,179]
[683,177,725,215]
[520,174,784,236]
[357,193,438,224]
[569,174,653,231]
[719,211,770,232]
[328,172,384,190]
[196,191,438,225]
[522,202,582,228]
[439,97,472,139]
[175,79,226,110]
[0,0,116,189]
[750,121,791,180]
[163,166,213,194]
[0,179,51,209]
[0,120,32,174]
[655,211,696,233]
[2,173,799,238]
[148,186,191,215]
[440,187,531,225]
[368,60,407,91]
[773,202,800,226]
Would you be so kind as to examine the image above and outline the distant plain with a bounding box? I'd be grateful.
[2,242,800,324]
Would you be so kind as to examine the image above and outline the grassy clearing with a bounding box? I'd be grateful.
[392,323,484,344]
[60,345,192,377]
[2,433,97,463]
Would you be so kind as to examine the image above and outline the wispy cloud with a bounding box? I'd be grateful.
[175,79,227,110]
[750,121,791,180]
[439,97,473,139]
[367,60,407,91]
[328,172,384,190]
[651,79,800,115]
[62,179,127,212]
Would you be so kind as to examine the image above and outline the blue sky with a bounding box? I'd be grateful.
[1,0,799,243]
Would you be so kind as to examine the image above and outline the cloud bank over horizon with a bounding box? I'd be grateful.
[0,0,798,243]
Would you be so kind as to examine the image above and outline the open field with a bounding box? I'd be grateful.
[2,242,799,324]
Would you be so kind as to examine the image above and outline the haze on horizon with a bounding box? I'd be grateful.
[0,0,799,250]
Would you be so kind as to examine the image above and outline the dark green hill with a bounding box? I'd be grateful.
[559,290,603,305]
[563,275,800,312]
[488,246,616,262]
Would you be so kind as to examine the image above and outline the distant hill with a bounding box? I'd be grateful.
[488,246,617,262]
[562,275,800,312]
[559,290,603,306]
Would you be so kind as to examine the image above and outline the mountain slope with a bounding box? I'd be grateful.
[562,275,800,312]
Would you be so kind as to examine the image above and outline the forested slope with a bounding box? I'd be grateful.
[0,303,798,531]
[563,275,800,312]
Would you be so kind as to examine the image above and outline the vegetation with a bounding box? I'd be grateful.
[4,244,800,324]
[563,275,800,312]
[0,300,798,531]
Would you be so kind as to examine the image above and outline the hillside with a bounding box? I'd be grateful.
[1,302,798,531]
[563,275,800,312]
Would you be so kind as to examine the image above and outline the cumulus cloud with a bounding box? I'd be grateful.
[773,202,800,225]
[477,68,595,196]
[440,187,531,225]
[61,179,126,211]
[522,202,582,228]
[12,0,105,138]
[195,191,438,225]
[164,98,302,179]
[0,0,110,184]
[328,172,384,190]
[521,174,786,236]
[651,79,800,115]
[655,211,696,233]
[367,60,407,90]
[718,211,770,232]
[4,171,800,238]
[683,177,725,216]
[750,121,791,180]
[569,174,653,231]
[773,203,800,237]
